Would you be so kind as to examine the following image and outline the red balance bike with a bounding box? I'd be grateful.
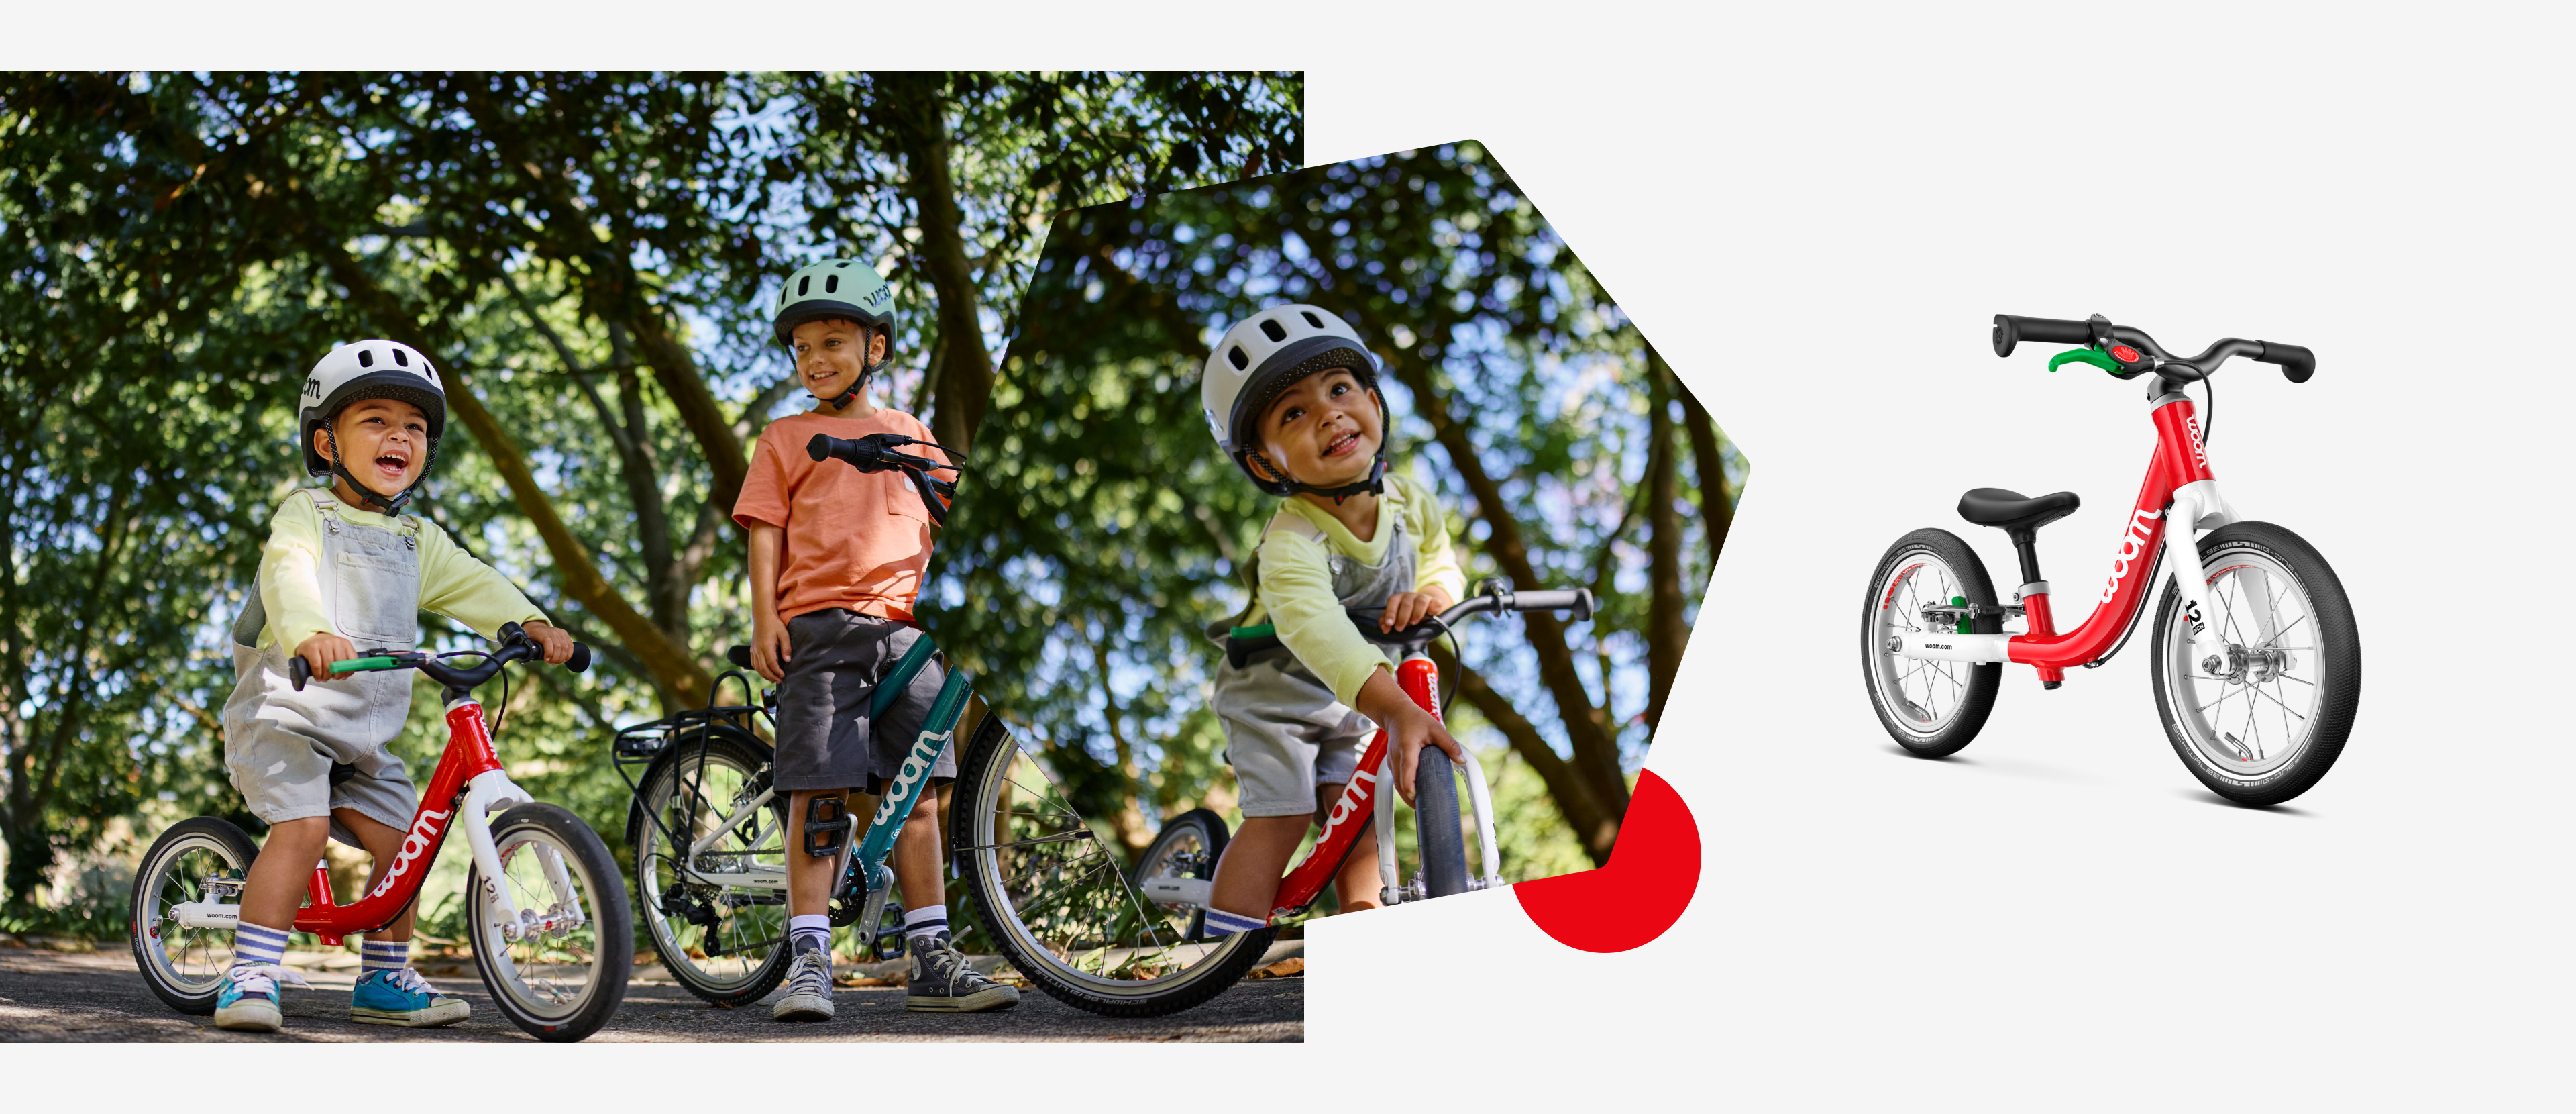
[1862,315,2361,806]
[129,624,633,1040]
[947,581,1592,1017]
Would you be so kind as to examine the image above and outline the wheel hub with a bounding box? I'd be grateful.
[2201,642,2295,685]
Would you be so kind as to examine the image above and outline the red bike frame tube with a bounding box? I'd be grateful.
[291,701,504,937]
[2007,395,2214,670]
[1267,658,1440,921]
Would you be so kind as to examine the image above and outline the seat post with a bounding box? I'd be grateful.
[2005,526,2064,687]
[2005,527,2043,587]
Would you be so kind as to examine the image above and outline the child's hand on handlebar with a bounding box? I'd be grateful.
[750,613,792,684]
[293,632,359,681]
[521,621,576,666]
[1355,668,1464,804]
[1379,585,1456,633]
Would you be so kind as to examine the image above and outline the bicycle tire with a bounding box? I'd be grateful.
[128,817,262,1016]
[2151,521,2361,806]
[954,713,1273,1017]
[1862,527,2004,757]
[1134,809,1231,942]
[629,730,792,1006]
[467,803,632,1042]
[1413,748,1469,898]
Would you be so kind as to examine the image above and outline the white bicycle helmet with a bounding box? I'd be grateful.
[772,258,897,407]
[299,339,447,513]
[1199,304,1389,499]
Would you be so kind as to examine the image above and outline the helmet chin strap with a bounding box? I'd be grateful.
[1250,451,1388,505]
[324,425,435,515]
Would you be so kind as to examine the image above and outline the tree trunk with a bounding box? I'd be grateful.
[886,77,996,456]
[1643,364,1688,733]
[1668,353,1737,558]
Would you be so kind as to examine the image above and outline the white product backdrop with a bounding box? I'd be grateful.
[1303,6,2567,1109]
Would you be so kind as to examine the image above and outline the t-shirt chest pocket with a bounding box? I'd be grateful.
[883,472,933,530]
[333,540,421,646]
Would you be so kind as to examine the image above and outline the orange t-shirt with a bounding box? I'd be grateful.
[732,409,948,623]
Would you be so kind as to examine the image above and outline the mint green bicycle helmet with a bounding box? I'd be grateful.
[772,258,897,406]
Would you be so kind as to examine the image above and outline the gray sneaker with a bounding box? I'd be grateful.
[770,946,835,1022]
[906,931,1020,1013]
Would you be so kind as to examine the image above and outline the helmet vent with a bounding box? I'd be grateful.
[356,348,374,368]
[1302,311,1326,328]
[1228,346,1250,371]
[826,275,839,293]
[1259,319,1287,342]
[392,348,409,366]
[798,276,811,295]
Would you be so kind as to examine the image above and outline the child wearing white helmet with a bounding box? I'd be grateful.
[211,340,577,1033]
[1195,305,1470,936]
[732,258,1017,1021]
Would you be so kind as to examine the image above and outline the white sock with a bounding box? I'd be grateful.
[788,914,832,956]
[904,905,948,946]
[359,938,408,976]
[233,922,290,970]
[1202,909,1268,938]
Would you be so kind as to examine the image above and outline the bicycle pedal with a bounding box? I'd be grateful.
[803,795,853,858]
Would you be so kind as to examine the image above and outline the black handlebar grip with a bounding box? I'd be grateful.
[727,645,753,669]
[288,656,311,691]
[566,643,591,674]
[1993,315,2094,358]
[806,433,835,462]
[2257,341,2316,384]
[1509,588,1597,622]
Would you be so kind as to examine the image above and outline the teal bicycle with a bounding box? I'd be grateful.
[618,432,1210,1014]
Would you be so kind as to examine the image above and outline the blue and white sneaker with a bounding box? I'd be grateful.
[213,964,309,1032]
[350,967,470,1027]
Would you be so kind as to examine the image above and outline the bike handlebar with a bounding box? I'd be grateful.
[1994,313,2315,384]
[806,432,963,525]
[288,622,591,691]
[1223,584,1597,669]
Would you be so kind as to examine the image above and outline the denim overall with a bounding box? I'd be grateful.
[220,489,423,846]
[1208,509,1417,818]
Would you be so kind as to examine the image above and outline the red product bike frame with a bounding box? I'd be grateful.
[1265,658,1442,921]
[290,698,531,942]
[1892,391,2235,678]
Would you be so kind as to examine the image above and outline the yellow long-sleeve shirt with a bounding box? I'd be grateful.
[252,490,549,652]
[1244,472,1468,708]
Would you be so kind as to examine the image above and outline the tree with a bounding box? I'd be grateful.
[0,70,1298,914]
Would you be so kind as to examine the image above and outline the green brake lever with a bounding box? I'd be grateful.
[2048,348,2121,374]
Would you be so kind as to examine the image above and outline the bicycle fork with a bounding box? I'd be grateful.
[1373,748,1507,907]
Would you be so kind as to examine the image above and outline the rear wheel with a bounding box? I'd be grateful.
[1862,528,2004,757]
[955,714,1271,1017]
[1133,809,1230,942]
[1413,748,1469,899]
[2151,521,2361,806]
[128,817,260,1016]
[468,804,631,1042]
[630,733,791,1006]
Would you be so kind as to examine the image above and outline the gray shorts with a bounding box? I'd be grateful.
[1209,647,1390,818]
[221,644,421,848]
[775,609,957,793]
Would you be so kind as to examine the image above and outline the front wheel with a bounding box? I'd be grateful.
[955,713,1273,1017]
[466,803,632,1042]
[128,817,261,1016]
[2151,521,2361,806]
[1413,748,1468,899]
[1862,528,2004,757]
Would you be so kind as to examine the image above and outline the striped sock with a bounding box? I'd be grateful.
[788,914,832,955]
[233,921,290,970]
[903,905,948,946]
[1202,909,1268,938]
[359,938,408,976]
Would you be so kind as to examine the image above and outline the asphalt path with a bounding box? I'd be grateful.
[0,943,1301,1042]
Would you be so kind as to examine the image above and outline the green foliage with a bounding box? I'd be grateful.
[0,70,1299,921]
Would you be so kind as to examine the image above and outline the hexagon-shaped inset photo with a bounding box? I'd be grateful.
[929,142,1740,1002]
